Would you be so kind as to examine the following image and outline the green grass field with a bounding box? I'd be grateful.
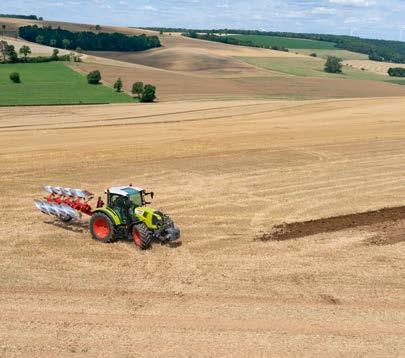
[0,62,134,106]
[229,35,336,49]
[237,56,394,82]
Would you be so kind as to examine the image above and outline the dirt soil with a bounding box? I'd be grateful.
[259,206,405,243]
[0,97,404,356]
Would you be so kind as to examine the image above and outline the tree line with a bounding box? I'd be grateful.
[0,41,70,64]
[148,27,405,64]
[0,14,42,20]
[184,32,289,52]
[19,25,161,52]
[86,70,157,102]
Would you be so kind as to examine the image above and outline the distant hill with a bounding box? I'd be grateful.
[143,27,405,64]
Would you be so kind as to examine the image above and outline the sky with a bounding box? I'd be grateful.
[1,0,405,41]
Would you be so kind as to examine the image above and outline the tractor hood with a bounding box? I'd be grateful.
[134,206,161,229]
[134,206,180,241]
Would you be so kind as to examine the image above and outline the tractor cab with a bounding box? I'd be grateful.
[106,186,154,223]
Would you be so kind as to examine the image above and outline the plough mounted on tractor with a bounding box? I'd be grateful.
[34,185,180,250]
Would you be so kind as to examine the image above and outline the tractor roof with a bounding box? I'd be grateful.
[109,186,143,197]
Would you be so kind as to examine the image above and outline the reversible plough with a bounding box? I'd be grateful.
[34,185,180,250]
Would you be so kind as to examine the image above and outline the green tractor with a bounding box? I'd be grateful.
[34,185,180,250]
[90,186,180,249]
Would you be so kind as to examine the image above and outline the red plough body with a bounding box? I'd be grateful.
[46,194,93,216]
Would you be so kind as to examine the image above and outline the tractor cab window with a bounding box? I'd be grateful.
[109,194,129,223]
[110,194,127,209]
[129,192,143,208]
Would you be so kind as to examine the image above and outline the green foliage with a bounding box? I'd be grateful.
[0,14,40,20]
[388,67,405,77]
[62,38,70,49]
[140,84,156,103]
[9,72,20,83]
[19,45,31,60]
[324,56,343,74]
[87,70,101,84]
[310,53,317,57]
[113,78,123,92]
[95,25,101,31]
[50,48,59,61]
[131,81,144,97]
[50,39,57,47]
[0,62,134,105]
[35,35,44,44]
[6,44,18,63]
[19,25,161,52]
[369,53,384,62]
[75,47,82,53]
[228,34,335,50]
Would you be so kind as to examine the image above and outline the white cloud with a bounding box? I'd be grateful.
[310,7,337,15]
[329,0,375,6]
[142,5,157,11]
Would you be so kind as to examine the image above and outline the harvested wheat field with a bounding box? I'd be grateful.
[70,60,405,101]
[345,59,405,75]
[0,96,404,356]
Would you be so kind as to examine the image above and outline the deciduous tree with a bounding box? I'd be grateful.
[131,81,144,97]
[140,84,156,103]
[324,56,343,74]
[87,70,101,84]
[114,78,123,92]
[19,45,31,60]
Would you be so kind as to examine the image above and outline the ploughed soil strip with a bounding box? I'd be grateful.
[258,206,405,242]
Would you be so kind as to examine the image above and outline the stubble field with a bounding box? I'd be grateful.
[0,97,404,356]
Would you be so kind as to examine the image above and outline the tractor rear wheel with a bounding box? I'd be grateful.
[132,223,152,250]
[90,212,116,243]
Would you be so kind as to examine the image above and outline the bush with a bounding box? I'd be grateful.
[271,46,289,52]
[310,53,317,57]
[113,78,123,92]
[369,53,384,62]
[87,70,101,84]
[324,56,343,74]
[140,84,156,102]
[58,54,70,61]
[388,67,405,77]
[9,72,20,83]
[50,48,59,61]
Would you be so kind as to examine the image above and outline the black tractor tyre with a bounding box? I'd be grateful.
[132,223,153,250]
[90,212,117,243]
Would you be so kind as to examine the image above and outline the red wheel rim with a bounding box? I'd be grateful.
[133,229,141,247]
[93,217,110,240]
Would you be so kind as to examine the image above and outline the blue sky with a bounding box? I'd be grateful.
[1,0,405,41]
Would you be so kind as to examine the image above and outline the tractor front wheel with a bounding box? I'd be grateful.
[90,212,116,243]
[133,223,152,250]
